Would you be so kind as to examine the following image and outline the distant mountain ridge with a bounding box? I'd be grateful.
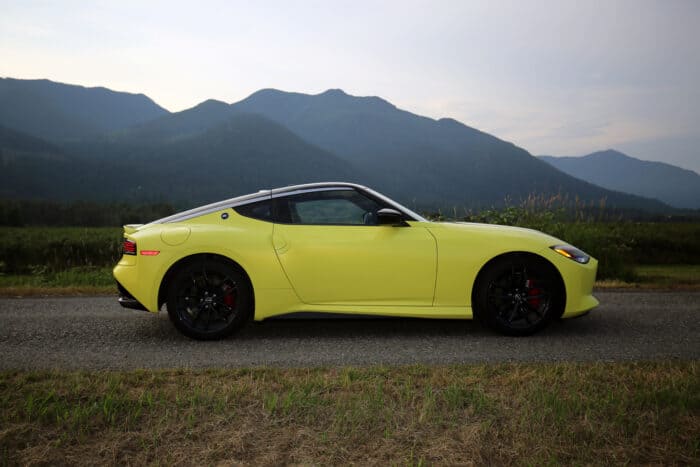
[117,99,233,142]
[233,88,670,209]
[0,77,673,212]
[112,86,666,210]
[0,78,167,140]
[540,150,700,209]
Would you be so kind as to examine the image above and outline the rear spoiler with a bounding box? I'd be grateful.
[123,224,144,235]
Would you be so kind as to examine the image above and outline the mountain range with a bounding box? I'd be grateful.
[0,77,681,213]
[540,150,700,209]
[0,78,167,140]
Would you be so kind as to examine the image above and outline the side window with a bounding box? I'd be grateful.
[276,189,385,225]
[234,199,272,222]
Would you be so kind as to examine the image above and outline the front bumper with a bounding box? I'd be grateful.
[560,257,599,318]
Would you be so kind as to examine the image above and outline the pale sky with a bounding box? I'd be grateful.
[1,0,699,171]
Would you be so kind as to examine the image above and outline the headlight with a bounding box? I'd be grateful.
[550,245,590,264]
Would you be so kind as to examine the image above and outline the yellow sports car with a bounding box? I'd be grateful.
[114,182,598,339]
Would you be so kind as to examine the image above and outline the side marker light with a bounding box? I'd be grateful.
[140,250,160,256]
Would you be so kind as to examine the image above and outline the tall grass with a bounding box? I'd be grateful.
[0,227,121,274]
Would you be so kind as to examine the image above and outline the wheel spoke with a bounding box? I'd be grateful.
[191,306,202,324]
[507,302,520,323]
[203,307,211,330]
[489,292,512,301]
[523,301,544,317]
[526,293,548,300]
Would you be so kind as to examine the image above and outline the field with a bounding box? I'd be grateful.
[1,362,698,465]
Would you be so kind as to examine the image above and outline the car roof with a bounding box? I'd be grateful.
[269,181,368,196]
[150,182,373,224]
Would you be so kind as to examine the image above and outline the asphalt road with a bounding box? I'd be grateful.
[0,291,698,370]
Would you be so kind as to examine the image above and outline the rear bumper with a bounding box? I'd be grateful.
[116,281,148,311]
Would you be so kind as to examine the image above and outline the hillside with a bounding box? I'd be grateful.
[0,78,673,212]
[113,113,364,205]
[0,126,106,200]
[0,78,167,141]
[114,99,233,142]
[0,115,363,207]
[110,86,668,210]
[232,89,667,210]
[540,150,700,209]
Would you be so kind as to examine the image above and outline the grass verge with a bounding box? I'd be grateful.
[1,362,698,465]
[0,267,115,297]
[596,264,700,290]
[635,264,700,288]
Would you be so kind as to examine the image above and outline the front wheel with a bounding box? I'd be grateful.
[473,256,564,336]
[166,259,252,340]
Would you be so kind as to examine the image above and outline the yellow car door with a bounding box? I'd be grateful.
[272,188,437,306]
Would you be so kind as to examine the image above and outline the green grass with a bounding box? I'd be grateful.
[0,266,114,288]
[0,266,115,296]
[636,264,700,287]
[596,264,700,290]
[0,227,120,295]
[1,362,698,465]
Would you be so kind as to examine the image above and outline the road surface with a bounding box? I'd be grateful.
[0,291,698,369]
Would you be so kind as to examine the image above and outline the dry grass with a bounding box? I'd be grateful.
[0,285,115,297]
[1,362,698,465]
[594,280,700,291]
[595,264,700,290]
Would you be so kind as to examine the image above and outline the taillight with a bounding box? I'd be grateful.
[123,239,137,255]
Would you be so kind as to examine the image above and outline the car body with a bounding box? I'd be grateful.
[114,182,598,339]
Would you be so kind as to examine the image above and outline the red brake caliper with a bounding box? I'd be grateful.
[525,279,541,308]
[222,284,236,308]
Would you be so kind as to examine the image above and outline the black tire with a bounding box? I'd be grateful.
[473,255,564,336]
[166,259,252,340]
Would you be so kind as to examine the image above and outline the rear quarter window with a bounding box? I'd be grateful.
[234,200,272,222]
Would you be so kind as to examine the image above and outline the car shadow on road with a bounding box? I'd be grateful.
[241,316,490,339]
[137,308,604,341]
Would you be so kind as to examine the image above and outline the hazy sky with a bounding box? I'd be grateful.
[1,0,698,171]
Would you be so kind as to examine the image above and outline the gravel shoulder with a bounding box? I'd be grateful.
[0,291,698,370]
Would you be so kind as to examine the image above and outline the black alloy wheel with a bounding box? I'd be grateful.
[474,256,563,336]
[167,259,252,340]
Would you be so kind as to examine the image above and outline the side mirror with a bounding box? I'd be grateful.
[377,208,409,226]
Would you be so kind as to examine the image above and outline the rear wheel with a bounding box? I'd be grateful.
[473,255,564,336]
[166,259,252,340]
